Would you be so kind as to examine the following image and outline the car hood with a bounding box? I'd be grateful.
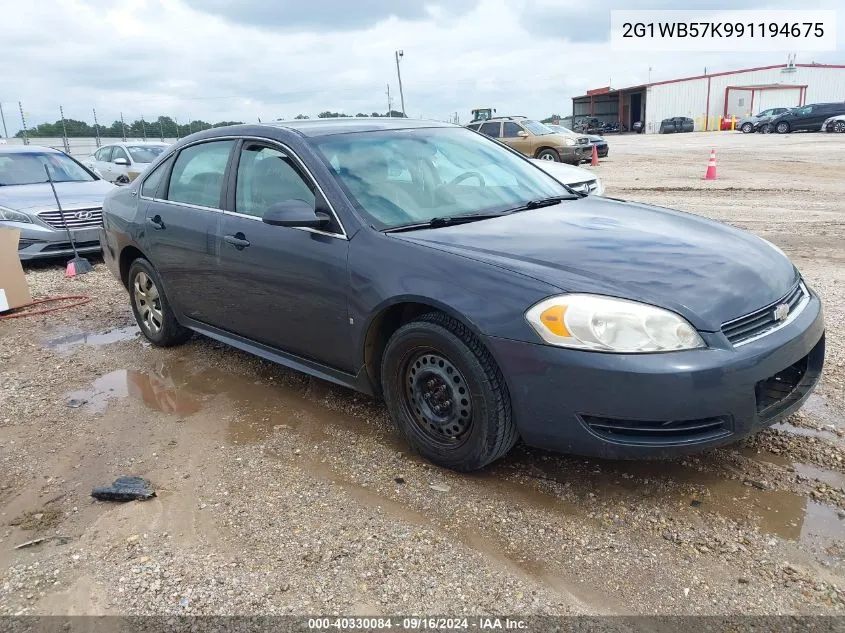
[392,196,797,331]
[586,134,605,142]
[0,180,115,211]
[529,159,595,184]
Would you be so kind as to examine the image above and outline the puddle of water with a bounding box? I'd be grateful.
[68,369,201,415]
[794,463,845,490]
[44,326,140,353]
[69,362,394,448]
[799,393,845,433]
[772,422,843,444]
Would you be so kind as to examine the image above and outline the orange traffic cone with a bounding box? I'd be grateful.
[703,148,717,180]
[590,144,599,166]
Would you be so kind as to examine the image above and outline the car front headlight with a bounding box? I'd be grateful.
[0,207,32,224]
[525,294,705,352]
[560,138,576,147]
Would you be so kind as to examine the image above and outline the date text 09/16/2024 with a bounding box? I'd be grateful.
[307,617,528,630]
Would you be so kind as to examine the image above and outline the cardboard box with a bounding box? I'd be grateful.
[0,228,33,312]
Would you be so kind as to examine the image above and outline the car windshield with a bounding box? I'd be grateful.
[522,120,554,136]
[0,151,96,186]
[314,126,572,229]
[126,145,167,163]
[549,125,575,134]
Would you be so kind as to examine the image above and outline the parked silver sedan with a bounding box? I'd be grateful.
[0,145,114,260]
[82,142,170,184]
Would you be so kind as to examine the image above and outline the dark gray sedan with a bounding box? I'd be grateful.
[100,119,825,471]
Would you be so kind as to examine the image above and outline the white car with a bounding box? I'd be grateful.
[83,142,170,184]
[530,158,604,196]
[823,115,845,133]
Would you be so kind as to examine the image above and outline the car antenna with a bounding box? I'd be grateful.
[43,164,94,277]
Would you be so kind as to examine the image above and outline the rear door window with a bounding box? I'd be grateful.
[479,122,501,138]
[166,140,234,209]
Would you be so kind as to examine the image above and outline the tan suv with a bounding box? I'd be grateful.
[467,117,590,164]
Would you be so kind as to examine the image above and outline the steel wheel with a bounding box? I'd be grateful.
[133,271,163,335]
[400,348,473,448]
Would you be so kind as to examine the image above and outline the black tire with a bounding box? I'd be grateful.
[536,148,560,162]
[741,123,754,133]
[127,258,191,347]
[761,124,773,134]
[380,312,518,472]
[834,121,845,133]
[776,121,790,134]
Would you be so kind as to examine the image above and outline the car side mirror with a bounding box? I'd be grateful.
[517,131,528,138]
[113,157,129,166]
[262,199,330,229]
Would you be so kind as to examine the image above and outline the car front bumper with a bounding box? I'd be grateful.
[487,292,825,459]
[11,222,102,261]
[560,146,589,165]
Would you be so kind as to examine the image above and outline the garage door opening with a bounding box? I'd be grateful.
[724,84,806,119]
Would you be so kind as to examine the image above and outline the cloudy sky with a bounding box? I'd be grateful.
[1,0,842,134]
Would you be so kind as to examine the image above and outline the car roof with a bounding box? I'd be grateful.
[256,118,456,137]
[0,144,65,154]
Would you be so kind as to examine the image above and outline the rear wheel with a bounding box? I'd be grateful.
[761,124,774,134]
[381,312,518,471]
[741,122,753,133]
[128,259,191,347]
[536,149,560,162]
[776,121,790,134]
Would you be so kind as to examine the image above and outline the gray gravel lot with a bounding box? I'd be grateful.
[1,130,844,618]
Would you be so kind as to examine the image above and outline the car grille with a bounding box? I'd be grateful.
[568,180,599,194]
[42,240,101,252]
[721,282,808,346]
[37,207,103,230]
[581,414,731,445]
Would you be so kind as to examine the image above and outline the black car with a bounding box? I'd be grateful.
[769,102,845,134]
[100,119,824,472]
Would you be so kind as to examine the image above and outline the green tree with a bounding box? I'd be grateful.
[294,114,309,119]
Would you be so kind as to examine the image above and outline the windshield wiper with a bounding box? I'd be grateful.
[523,194,581,209]
[383,212,505,233]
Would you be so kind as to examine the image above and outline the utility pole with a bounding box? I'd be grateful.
[394,50,406,117]
[159,118,164,141]
[386,84,392,117]
[0,103,7,138]
[120,112,127,141]
[19,101,28,145]
[92,108,101,147]
[141,115,147,141]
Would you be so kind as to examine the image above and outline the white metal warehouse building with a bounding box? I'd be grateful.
[571,62,845,133]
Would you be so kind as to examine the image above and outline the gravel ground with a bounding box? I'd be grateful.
[1,131,844,620]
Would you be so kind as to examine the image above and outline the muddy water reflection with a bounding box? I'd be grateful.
[75,361,845,551]
[44,326,140,353]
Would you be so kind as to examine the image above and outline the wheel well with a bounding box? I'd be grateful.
[534,146,558,158]
[363,302,449,397]
[118,246,146,288]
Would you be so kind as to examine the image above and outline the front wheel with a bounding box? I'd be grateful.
[128,259,191,347]
[741,123,753,133]
[776,122,790,134]
[380,313,518,471]
[834,121,845,133]
[536,149,560,162]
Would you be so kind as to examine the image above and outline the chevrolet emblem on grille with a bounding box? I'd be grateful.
[773,303,789,322]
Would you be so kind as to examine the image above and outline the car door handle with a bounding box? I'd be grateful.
[147,215,165,230]
[224,233,250,249]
